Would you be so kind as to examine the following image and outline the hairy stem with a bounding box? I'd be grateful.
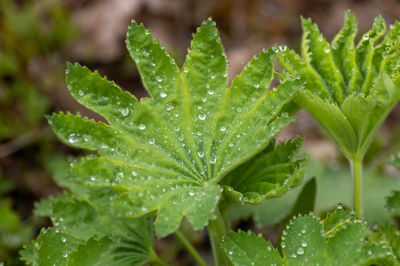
[350,155,363,219]
[208,208,232,266]
[174,230,206,266]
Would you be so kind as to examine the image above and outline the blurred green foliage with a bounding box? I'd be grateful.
[0,0,76,264]
[0,0,76,139]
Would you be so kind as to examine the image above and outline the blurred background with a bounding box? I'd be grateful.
[1,0,400,265]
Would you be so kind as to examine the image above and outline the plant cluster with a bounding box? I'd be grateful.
[20,11,400,266]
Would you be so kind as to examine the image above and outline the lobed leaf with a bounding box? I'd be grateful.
[278,12,400,159]
[46,19,305,238]
[224,207,397,265]
[22,194,155,266]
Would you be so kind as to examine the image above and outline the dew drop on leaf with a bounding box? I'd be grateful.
[149,138,156,144]
[119,107,130,117]
[198,114,206,120]
[160,92,167,98]
[188,191,195,196]
[138,124,146,130]
[220,126,226,132]
[197,151,205,158]
[297,247,304,255]
[210,156,217,164]
[68,133,78,144]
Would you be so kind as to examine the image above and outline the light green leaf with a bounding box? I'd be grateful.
[221,137,307,204]
[279,12,400,159]
[301,17,345,103]
[224,207,396,265]
[47,19,304,238]
[296,90,357,158]
[231,161,400,227]
[386,190,400,216]
[330,11,361,93]
[22,194,155,266]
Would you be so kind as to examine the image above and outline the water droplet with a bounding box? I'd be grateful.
[166,103,175,111]
[210,156,217,164]
[61,237,67,243]
[90,176,96,182]
[83,134,92,142]
[119,107,129,116]
[174,126,180,132]
[141,206,148,212]
[302,241,307,247]
[131,170,137,176]
[236,107,242,112]
[228,250,233,255]
[210,73,216,79]
[198,114,206,120]
[208,90,215,95]
[62,252,69,258]
[156,76,163,82]
[160,92,167,98]
[78,90,85,96]
[188,191,195,196]
[149,138,155,144]
[363,34,369,40]
[220,126,226,132]
[323,46,330,53]
[197,151,205,158]
[201,97,207,102]
[301,229,307,234]
[279,45,287,52]
[138,124,146,130]
[68,134,78,144]
[297,247,305,255]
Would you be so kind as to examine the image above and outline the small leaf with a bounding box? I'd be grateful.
[224,208,396,265]
[221,137,307,204]
[386,190,400,216]
[23,194,155,266]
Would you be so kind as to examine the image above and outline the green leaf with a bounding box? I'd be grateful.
[386,190,400,216]
[22,194,155,266]
[231,161,400,227]
[391,155,400,170]
[224,207,397,265]
[221,137,308,204]
[331,11,360,92]
[48,19,304,238]
[301,17,345,104]
[278,12,400,159]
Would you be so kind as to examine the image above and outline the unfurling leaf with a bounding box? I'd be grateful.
[278,11,400,159]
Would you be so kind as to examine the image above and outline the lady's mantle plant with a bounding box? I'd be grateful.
[21,19,308,265]
[277,11,400,219]
[20,15,400,266]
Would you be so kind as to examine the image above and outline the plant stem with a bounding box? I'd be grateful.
[174,230,206,266]
[151,253,168,266]
[208,209,232,266]
[350,155,363,219]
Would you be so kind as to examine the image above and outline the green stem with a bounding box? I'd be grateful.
[174,230,206,266]
[151,253,168,266]
[350,155,363,219]
[208,209,232,266]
